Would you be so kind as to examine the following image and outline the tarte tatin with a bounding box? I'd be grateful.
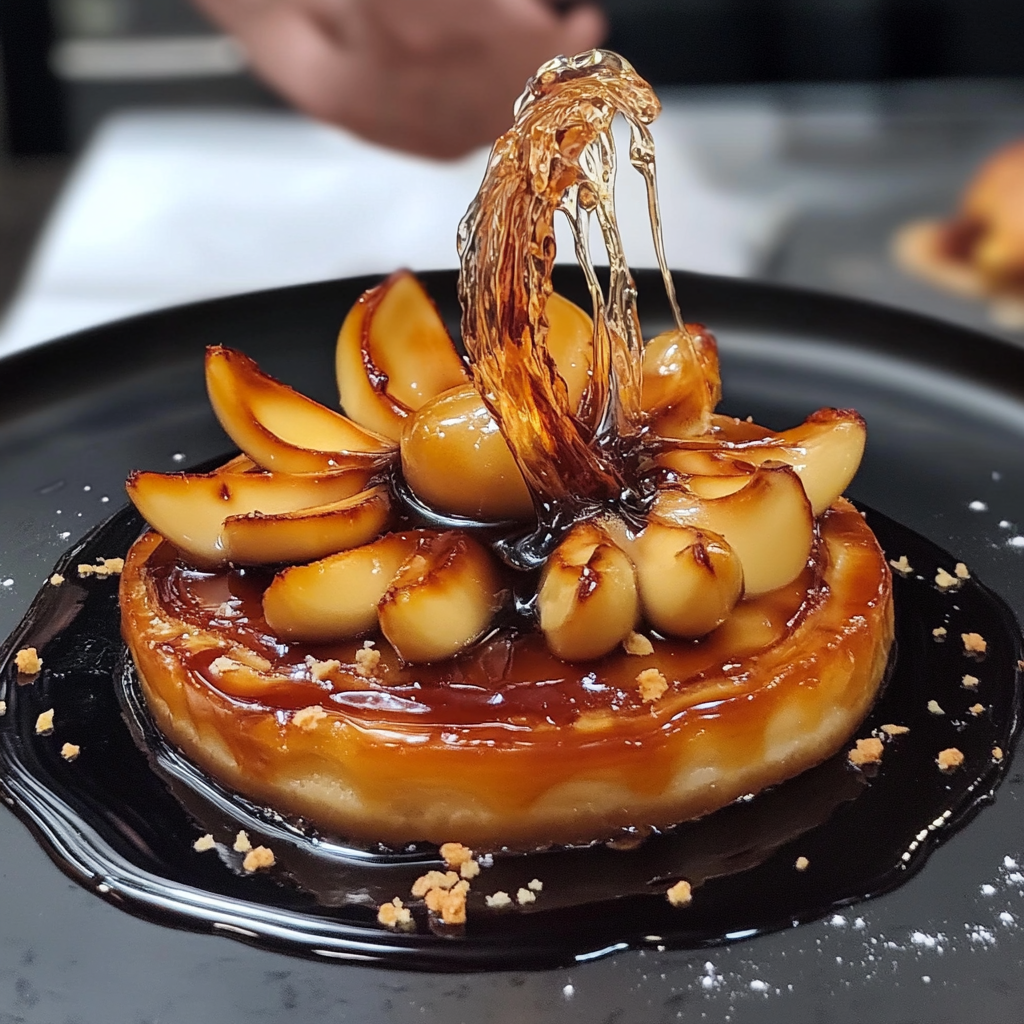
[121,50,893,849]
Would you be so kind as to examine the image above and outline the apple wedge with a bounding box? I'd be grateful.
[222,484,390,565]
[263,530,429,642]
[632,523,743,638]
[658,409,866,516]
[378,531,503,663]
[538,521,639,661]
[651,465,814,597]
[335,271,469,441]
[206,346,396,475]
[642,324,721,439]
[401,384,534,521]
[126,464,373,568]
[546,291,594,412]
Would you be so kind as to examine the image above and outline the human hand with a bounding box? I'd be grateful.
[193,0,607,158]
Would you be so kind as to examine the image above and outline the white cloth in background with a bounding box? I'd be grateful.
[0,107,783,357]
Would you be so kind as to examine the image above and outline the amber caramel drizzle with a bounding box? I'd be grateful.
[457,50,695,536]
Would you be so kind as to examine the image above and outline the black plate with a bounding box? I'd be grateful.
[3,269,1024,1021]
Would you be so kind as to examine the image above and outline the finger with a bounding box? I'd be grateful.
[557,3,609,53]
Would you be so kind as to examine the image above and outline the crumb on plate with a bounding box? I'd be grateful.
[666,880,692,906]
[35,708,54,735]
[962,632,987,654]
[15,647,42,674]
[0,701,6,717]
[932,627,947,640]
[795,856,810,871]
[880,723,910,736]
[993,746,1004,762]
[968,703,986,716]
[934,567,960,590]
[636,668,668,703]
[927,699,944,715]
[193,833,216,852]
[77,557,124,578]
[889,555,912,575]
[49,573,64,586]
[411,870,459,898]
[242,846,275,872]
[486,891,512,909]
[848,736,884,766]
[60,742,80,761]
[955,562,970,580]
[937,747,965,771]
[377,897,412,928]
[233,829,252,853]
[516,887,537,906]
[527,878,543,892]
[623,631,654,656]
[962,674,980,690]
[304,655,341,682]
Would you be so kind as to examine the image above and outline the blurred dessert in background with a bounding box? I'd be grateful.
[895,140,1024,327]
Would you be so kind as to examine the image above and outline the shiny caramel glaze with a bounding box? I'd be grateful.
[121,498,893,847]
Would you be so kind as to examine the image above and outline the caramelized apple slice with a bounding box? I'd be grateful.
[652,465,814,597]
[222,484,390,565]
[546,292,594,412]
[263,530,427,642]
[336,271,469,441]
[206,346,396,474]
[401,384,534,521]
[633,523,743,638]
[658,409,866,516]
[378,532,502,663]
[126,465,373,568]
[538,521,639,661]
[642,324,721,438]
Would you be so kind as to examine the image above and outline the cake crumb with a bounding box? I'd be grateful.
[354,646,382,678]
[34,708,54,735]
[527,878,543,892]
[242,846,275,872]
[15,647,43,674]
[932,627,947,640]
[49,573,64,586]
[60,742,80,761]
[968,703,985,716]
[889,555,913,575]
[0,701,6,717]
[377,897,412,928]
[516,887,537,906]
[848,736,884,766]
[486,891,512,909]
[460,859,481,880]
[304,656,341,682]
[233,829,252,853]
[77,557,124,578]
[795,856,810,871]
[666,880,693,906]
[927,699,945,715]
[292,705,327,731]
[411,870,459,898]
[193,833,216,852]
[962,632,987,654]
[439,842,474,868]
[880,723,910,736]
[425,883,468,924]
[993,746,1004,762]
[955,562,970,580]
[962,674,980,690]
[937,747,965,771]
[934,567,960,590]
[636,668,668,703]
[623,631,654,656]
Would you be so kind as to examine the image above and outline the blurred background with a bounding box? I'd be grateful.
[2,0,1024,354]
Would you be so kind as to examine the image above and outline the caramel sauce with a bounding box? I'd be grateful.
[457,50,703,559]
